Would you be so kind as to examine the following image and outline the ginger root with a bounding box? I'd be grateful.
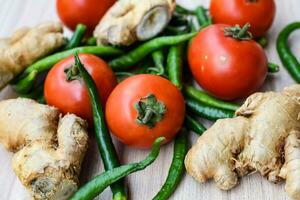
[94,0,176,46]
[0,22,64,90]
[185,85,300,200]
[0,98,88,200]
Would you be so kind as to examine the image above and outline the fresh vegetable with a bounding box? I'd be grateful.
[256,37,268,48]
[17,46,123,79]
[184,115,206,135]
[0,22,64,90]
[153,129,188,200]
[210,0,276,37]
[184,86,240,112]
[188,24,268,100]
[13,70,38,94]
[85,37,97,46]
[185,84,300,200]
[268,63,280,73]
[74,54,126,200]
[165,25,189,35]
[105,74,185,148]
[94,0,176,46]
[195,6,211,28]
[0,98,88,200]
[44,54,117,123]
[185,97,234,121]
[167,45,183,90]
[56,0,116,33]
[277,22,300,83]
[148,50,165,75]
[65,24,87,49]
[13,46,122,90]
[70,137,165,200]
[109,32,196,71]
[175,5,195,15]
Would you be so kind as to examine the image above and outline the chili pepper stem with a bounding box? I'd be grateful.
[268,62,280,73]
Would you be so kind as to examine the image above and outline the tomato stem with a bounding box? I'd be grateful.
[224,23,253,41]
[64,62,81,82]
[134,94,166,128]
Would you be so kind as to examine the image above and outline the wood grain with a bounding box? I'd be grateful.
[0,0,299,199]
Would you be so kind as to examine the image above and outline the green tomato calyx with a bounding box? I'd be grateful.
[134,94,166,129]
[64,53,82,82]
[224,23,253,41]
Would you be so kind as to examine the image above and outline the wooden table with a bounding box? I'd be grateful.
[0,0,299,199]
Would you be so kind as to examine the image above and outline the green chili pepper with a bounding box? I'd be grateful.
[188,16,200,32]
[186,97,234,121]
[169,13,189,27]
[74,54,127,200]
[268,62,280,73]
[167,45,183,90]
[175,5,195,15]
[19,84,43,99]
[164,25,189,35]
[277,22,300,83]
[13,70,38,94]
[85,37,97,46]
[70,137,165,200]
[65,24,87,49]
[115,72,134,82]
[184,86,240,111]
[152,129,188,200]
[147,50,165,75]
[256,37,268,48]
[109,33,196,71]
[184,114,206,135]
[13,46,123,88]
[195,6,212,28]
[37,95,46,104]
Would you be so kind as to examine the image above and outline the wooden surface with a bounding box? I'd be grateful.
[0,0,300,199]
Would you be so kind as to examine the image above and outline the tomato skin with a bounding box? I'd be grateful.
[44,54,117,123]
[210,0,276,37]
[56,0,116,32]
[188,24,267,100]
[105,74,185,149]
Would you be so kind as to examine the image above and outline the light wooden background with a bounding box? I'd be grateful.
[0,0,300,200]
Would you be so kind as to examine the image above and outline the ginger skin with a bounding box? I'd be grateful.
[0,22,64,90]
[94,0,176,46]
[185,85,300,200]
[0,98,88,200]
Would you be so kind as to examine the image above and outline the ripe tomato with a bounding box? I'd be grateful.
[188,24,267,100]
[210,0,276,37]
[44,54,117,122]
[56,0,116,32]
[105,74,185,148]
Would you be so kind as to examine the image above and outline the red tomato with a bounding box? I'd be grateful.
[210,0,276,37]
[105,74,185,148]
[188,24,267,100]
[44,54,117,122]
[56,0,116,32]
